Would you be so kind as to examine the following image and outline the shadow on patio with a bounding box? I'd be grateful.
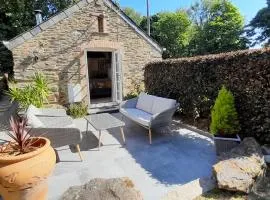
[81,113,217,186]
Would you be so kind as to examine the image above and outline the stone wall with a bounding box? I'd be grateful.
[11,1,162,105]
[145,48,270,144]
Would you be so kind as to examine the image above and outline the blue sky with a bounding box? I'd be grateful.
[119,0,267,24]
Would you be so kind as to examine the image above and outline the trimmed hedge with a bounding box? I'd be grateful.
[144,48,270,144]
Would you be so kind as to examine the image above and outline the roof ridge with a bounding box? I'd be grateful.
[4,0,162,52]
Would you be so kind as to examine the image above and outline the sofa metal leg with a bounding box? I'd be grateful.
[76,144,83,161]
[120,127,126,145]
[149,129,152,145]
[98,130,102,150]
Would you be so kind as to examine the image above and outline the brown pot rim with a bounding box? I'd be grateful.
[0,137,51,164]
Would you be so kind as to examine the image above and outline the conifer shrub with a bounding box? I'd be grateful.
[210,86,240,135]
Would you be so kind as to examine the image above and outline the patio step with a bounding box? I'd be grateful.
[88,105,119,114]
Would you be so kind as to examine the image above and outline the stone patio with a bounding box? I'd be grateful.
[48,113,216,200]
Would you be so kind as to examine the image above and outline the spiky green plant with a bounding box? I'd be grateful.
[33,72,50,105]
[210,86,240,135]
[7,72,50,108]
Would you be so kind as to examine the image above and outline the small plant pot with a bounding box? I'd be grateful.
[214,134,241,155]
[0,137,56,200]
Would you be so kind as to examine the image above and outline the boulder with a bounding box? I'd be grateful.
[262,145,270,155]
[249,166,270,200]
[61,177,143,200]
[213,137,266,193]
[262,145,270,164]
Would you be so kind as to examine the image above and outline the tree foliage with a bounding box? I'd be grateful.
[140,14,160,40]
[210,86,240,135]
[122,7,143,25]
[247,0,270,46]
[0,0,79,41]
[187,0,247,56]
[140,0,248,58]
[153,11,191,58]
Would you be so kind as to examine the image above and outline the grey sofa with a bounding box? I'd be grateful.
[26,105,83,161]
[120,93,179,144]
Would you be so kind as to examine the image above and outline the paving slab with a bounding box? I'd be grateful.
[0,113,216,200]
[47,113,216,200]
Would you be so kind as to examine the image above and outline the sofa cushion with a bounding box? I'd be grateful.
[121,108,152,127]
[136,93,154,114]
[27,112,45,128]
[151,96,176,114]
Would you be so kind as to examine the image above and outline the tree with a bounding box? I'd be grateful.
[122,7,143,26]
[247,0,270,46]
[140,14,160,42]
[187,0,247,56]
[210,85,240,135]
[0,0,79,41]
[153,11,191,58]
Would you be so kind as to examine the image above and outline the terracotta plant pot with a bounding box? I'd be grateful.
[0,137,56,200]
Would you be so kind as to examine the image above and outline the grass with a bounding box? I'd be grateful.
[195,189,247,200]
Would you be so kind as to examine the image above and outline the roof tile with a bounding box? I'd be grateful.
[64,4,80,17]
[39,19,55,30]
[30,26,42,36]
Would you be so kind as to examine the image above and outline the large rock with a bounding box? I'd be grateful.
[61,177,143,200]
[262,145,270,164]
[213,137,266,193]
[249,166,270,200]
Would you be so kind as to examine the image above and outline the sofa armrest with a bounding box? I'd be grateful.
[150,103,179,128]
[28,127,82,148]
[120,97,138,109]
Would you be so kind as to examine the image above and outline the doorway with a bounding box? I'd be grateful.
[87,51,112,104]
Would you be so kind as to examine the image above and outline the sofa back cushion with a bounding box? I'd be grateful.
[151,96,176,115]
[136,93,155,113]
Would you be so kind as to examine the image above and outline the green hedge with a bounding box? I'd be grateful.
[144,48,270,144]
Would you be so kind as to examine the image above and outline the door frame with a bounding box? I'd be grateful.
[84,47,123,108]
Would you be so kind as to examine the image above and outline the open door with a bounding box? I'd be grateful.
[112,50,123,103]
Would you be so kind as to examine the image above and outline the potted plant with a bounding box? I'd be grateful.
[0,115,56,200]
[210,85,241,155]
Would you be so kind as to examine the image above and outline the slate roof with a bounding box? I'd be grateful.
[4,0,162,53]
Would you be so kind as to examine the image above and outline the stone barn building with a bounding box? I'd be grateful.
[5,0,162,110]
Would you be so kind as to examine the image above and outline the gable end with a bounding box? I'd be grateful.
[4,0,162,53]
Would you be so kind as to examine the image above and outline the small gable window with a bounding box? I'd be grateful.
[97,15,104,33]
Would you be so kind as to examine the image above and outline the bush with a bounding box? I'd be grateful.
[145,48,270,144]
[66,103,88,118]
[124,80,144,100]
[210,86,240,135]
[7,72,50,108]
[124,92,139,100]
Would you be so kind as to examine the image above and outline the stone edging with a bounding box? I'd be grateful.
[162,177,216,200]
[177,121,213,139]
